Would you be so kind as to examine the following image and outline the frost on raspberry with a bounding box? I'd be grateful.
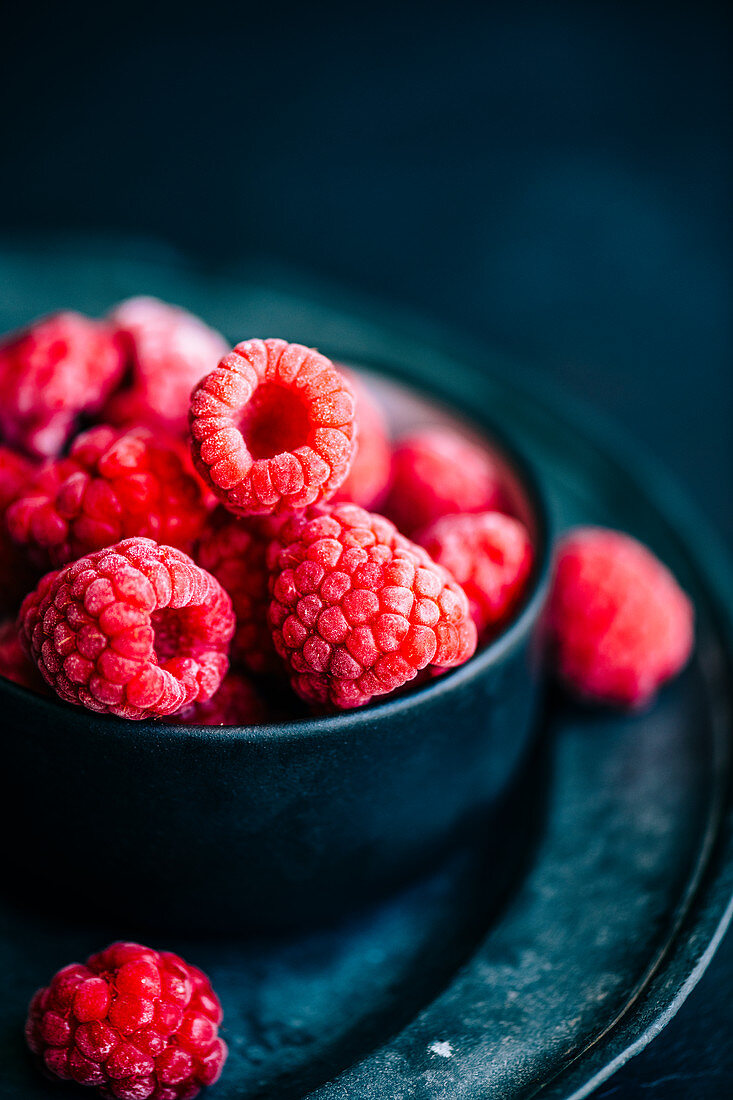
[103,296,230,436]
[548,526,694,709]
[195,507,282,674]
[25,940,227,1099]
[0,311,124,458]
[333,369,392,509]
[18,538,234,720]
[6,426,208,570]
[384,428,505,535]
[189,339,357,516]
[268,503,477,709]
[417,511,533,639]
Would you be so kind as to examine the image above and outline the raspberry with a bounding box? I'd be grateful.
[166,669,269,726]
[25,941,227,1099]
[548,527,694,708]
[18,538,234,720]
[189,339,356,516]
[0,619,48,693]
[0,445,40,613]
[0,445,36,510]
[417,511,533,638]
[268,503,477,709]
[384,428,505,535]
[0,311,124,458]
[6,426,208,570]
[333,370,392,509]
[195,507,282,674]
[104,297,229,436]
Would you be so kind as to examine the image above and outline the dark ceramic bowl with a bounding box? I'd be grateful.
[2,378,552,935]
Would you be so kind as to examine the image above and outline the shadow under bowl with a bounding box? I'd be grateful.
[2,403,552,935]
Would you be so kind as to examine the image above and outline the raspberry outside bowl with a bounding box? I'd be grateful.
[2,383,551,935]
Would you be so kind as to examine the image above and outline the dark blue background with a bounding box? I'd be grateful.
[1,2,730,1094]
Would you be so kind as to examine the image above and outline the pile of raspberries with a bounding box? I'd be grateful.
[0,300,693,725]
[4,304,695,1100]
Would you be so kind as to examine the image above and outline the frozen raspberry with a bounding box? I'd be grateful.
[0,311,124,458]
[195,507,282,674]
[384,428,505,535]
[103,297,229,436]
[548,527,694,708]
[0,445,36,510]
[166,669,269,726]
[25,940,227,1099]
[268,503,477,709]
[18,538,234,720]
[6,426,208,570]
[417,511,533,639]
[189,339,356,516]
[0,445,40,613]
[333,370,392,509]
[0,619,48,693]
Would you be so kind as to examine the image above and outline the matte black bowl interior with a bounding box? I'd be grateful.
[2,372,552,934]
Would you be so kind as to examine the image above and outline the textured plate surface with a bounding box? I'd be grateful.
[0,242,731,1099]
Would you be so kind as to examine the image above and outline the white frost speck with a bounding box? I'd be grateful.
[429,1040,453,1058]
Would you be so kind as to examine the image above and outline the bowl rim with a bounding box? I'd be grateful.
[2,363,553,743]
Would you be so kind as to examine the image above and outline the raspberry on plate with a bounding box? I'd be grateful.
[189,339,357,516]
[195,507,282,674]
[333,369,392,509]
[18,538,234,720]
[166,669,269,726]
[417,511,533,638]
[104,296,229,436]
[0,619,48,694]
[0,445,40,613]
[0,311,124,458]
[384,428,505,535]
[548,526,694,708]
[268,503,477,709]
[6,426,208,570]
[25,940,227,1099]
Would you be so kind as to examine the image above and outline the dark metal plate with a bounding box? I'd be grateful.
[1,241,731,1099]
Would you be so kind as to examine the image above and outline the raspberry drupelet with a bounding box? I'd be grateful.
[268,503,477,709]
[25,940,227,1099]
[548,526,694,709]
[6,426,208,570]
[384,428,505,535]
[333,369,392,509]
[195,507,281,674]
[18,538,234,720]
[0,311,124,458]
[0,445,40,613]
[104,297,229,436]
[189,339,357,516]
[417,511,534,638]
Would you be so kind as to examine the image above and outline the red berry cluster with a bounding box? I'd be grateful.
[25,941,226,1100]
[1,302,695,1099]
[7,425,207,570]
[268,504,477,708]
[0,311,125,459]
[0,299,693,730]
[548,527,694,708]
[103,297,229,437]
